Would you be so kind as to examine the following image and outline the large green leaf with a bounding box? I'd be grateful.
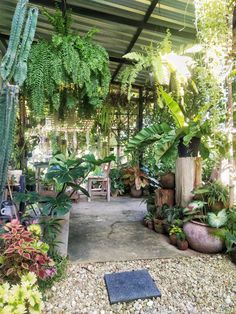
[160,89,185,128]
[42,193,72,216]
[125,123,172,153]
[207,209,228,228]
[153,129,180,162]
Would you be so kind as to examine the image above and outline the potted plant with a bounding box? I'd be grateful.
[122,166,149,197]
[26,8,110,118]
[163,206,184,234]
[169,225,183,246]
[109,168,125,197]
[183,201,227,253]
[176,230,189,250]
[143,211,155,230]
[153,206,166,233]
[193,181,229,211]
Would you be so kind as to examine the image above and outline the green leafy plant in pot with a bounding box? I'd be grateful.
[183,200,228,253]
[109,168,125,197]
[193,181,229,211]
[122,166,149,197]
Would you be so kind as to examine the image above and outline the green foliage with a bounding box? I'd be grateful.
[0,272,44,313]
[194,0,233,83]
[109,168,125,194]
[39,217,62,256]
[38,253,68,292]
[26,9,110,118]
[164,206,184,226]
[0,220,55,283]
[207,209,228,228]
[193,181,229,209]
[122,166,149,190]
[120,31,191,101]
[169,225,182,236]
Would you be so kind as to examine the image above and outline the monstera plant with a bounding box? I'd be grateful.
[0,0,38,204]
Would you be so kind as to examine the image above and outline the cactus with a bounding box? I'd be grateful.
[0,0,38,204]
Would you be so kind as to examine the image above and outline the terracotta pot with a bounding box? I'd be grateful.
[154,223,164,234]
[169,234,177,246]
[147,221,154,230]
[183,221,224,253]
[130,185,142,198]
[111,189,119,197]
[177,239,188,250]
[159,173,175,189]
[163,222,171,235]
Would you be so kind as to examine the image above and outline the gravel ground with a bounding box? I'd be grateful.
[44,255,236,314]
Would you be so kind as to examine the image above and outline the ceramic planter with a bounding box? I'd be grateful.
[130,185,142,198]
[169,234,177,246]
[154,223,164,234]
[183,221,224,253]
[177,239,188,250]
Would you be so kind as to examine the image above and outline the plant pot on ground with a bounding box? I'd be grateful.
[176,231,188,250]
[169,225,183,246]
[159,172,175,189]
[169,234,177,246]
[130,185,143,198]
[183,221,224,253]
[122,166,149,198]
[153,218,165,233]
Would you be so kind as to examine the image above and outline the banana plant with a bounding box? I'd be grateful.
[126,88,227,163]
[0,0,38,204]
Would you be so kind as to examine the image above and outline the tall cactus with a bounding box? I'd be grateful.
[0,0,38,204]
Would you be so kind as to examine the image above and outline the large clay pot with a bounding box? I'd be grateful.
[159,173,175,189]
[183,221,224,253]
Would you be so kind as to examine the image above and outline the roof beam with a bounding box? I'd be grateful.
[30,0,195,39]
[0,32,134,65]
[111,0,159,82]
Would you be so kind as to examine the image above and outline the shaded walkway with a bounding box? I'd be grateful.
[68,196,198,262]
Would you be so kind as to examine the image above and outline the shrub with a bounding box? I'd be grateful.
[0,220,56,283]
[0,272,44,314]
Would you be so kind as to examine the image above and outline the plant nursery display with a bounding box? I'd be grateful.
[1,0,236,312]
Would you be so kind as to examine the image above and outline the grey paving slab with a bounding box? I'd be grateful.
[104,269,161,304]
[68,196,199,262]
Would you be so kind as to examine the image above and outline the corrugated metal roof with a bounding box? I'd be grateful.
[0,0,196,85]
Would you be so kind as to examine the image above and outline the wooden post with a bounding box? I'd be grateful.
[138,87,144,166]
[175,157,202,207]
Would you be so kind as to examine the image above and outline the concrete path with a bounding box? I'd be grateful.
[68,196,198,262]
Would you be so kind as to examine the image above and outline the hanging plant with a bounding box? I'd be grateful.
[26,9,111,118]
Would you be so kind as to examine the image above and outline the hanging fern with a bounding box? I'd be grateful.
[120,31,192,101]
[26,9,111,118]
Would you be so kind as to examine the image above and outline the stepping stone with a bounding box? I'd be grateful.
[104,269,161,304]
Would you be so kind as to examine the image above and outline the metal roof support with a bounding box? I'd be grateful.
[111,0,160,82]
[30,0,194,39]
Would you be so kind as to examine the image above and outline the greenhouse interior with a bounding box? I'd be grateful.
[0,0,236,313]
